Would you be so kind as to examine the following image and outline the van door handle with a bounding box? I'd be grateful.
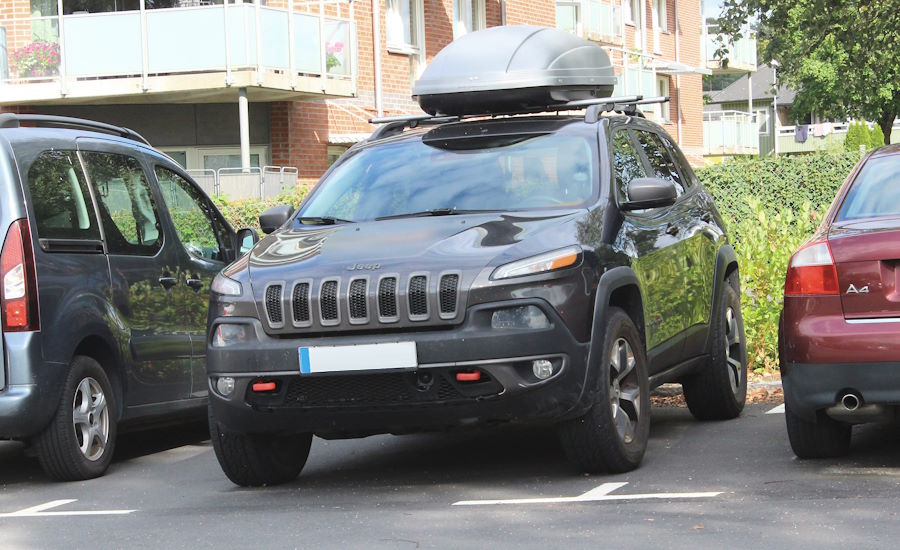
[158,276,178,290]
[185,277,204,292]
[665,223,680,236]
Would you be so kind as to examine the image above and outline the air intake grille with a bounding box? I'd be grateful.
[265,285,283,325]
[321,281,339,321]
[408,276,428,317]
[349,279,368,319]
[292,283,310,323]
[439,274,459,315]
[378,277,397,318]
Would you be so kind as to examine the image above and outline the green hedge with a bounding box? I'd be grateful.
[697,151,860,372]
[216,152,861,373]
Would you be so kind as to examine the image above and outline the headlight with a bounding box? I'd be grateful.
[211,272,242,296]
[491,246,582,280]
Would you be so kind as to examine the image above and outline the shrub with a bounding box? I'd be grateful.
[215,188,307,233]
[869,123,885,149]
[844,121,870,153]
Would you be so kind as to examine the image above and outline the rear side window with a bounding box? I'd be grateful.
[81,152,162,256]
[26,150,100,241]
[612,131,646,201]
[837,155,900,221]
[633,130,686,196]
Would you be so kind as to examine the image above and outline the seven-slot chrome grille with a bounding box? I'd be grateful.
[264,272,463,331]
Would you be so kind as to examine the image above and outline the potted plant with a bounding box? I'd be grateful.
[325,40,344,73]
[11,40,60,78]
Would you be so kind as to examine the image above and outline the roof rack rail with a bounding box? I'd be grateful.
[0,113,152,146]
[365,95,670,140]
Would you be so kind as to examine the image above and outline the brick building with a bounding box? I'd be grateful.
[1,0,711,194]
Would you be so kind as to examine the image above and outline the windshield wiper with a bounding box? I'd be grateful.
[297,216,353,226]
[375,208,496,221]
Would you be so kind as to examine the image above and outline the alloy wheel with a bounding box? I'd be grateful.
[609,338,640,444]
[724,307,743,393]
[71,377,109,462]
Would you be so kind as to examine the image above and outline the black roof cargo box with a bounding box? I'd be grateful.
[413,25,617,116]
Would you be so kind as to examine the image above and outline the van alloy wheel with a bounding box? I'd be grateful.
[72,377,110,462]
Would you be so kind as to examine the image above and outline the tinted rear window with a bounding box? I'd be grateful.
[837,155,900,221]
[26,150,101,240]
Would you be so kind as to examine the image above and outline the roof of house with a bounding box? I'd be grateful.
[706,64,796,106]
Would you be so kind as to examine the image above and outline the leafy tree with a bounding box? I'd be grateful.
[716,0,899,144]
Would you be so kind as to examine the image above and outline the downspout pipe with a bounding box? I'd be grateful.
[372,0,384,117]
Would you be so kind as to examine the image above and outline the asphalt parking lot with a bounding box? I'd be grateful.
[2,400,899,549]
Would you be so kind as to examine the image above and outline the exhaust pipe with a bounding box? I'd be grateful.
[841,393,860,411]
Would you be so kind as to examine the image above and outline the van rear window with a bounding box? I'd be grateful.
[26,150,101,241]
[837,154,900,221]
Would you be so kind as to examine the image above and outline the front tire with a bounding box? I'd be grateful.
[209,405,312,487]
[557,307,650,473]
[683,272,748,420]
[34,356,117,481]
[785,403,851,459]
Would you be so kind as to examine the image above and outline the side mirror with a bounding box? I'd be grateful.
[258,205,294,234]
[234,227,259,255]
[621,178,678,211]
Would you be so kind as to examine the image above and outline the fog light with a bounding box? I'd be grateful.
[532,359,553,380]
[216,376,235,397]
[491,306,550,330]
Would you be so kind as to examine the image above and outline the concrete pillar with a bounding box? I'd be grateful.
[238,88,250,171]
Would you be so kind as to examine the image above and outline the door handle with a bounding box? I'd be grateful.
[185,276,204,292]
[665,223,680,236]
[158,276,178,290]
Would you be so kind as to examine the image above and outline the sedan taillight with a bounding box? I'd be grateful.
[1,219,40,332]
[784,240,839,296]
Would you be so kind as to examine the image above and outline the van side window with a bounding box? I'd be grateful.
[155,166,232,263]
[82,152,163,256]
[612,131,646,202]
[633,130,686,196]
[26,151,100,241]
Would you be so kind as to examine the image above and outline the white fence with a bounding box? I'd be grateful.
[187,165,299,200]
[703,110,759,155]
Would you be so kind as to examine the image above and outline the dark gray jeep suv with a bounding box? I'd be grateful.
[0,114,254,480]
[206,26,748,486]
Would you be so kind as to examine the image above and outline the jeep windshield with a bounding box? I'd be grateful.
[298,130,597,223]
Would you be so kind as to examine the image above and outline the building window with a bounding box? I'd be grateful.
[652,0,667,31]
[386,0,425,82]
[327,145,349,167]
[556,2,581,36]
[625,0,640,25]
[657,75,670,121]
[454,0,486,38]
[757,109,770,134]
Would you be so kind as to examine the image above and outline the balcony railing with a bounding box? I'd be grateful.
[704,110,759,155]
[776,121,900,155]
[604,47,662,120]
[0,3,356,103]
[556,0,622,45]
[704,24,757,73]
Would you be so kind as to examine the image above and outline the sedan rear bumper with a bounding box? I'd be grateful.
[782,361,900,422]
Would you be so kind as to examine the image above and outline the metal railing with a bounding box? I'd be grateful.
[603,47,661,119]
[703,110,759,155]
[0,3,356,98]
[187,165,299,200]
[704,24,757,71]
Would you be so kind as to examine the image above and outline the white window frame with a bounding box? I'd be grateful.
[656,76,670,122]
[453,0,486,38]
[555,1,582,36]
[386,0,424,55]
[652,0,667,32]
[159,146,270,172]
[625,0,640,25]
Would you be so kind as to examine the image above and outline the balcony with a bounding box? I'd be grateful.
[703,110,759,156]
[704,24,756,73]
[0,4,356,106]
[556,0,623,45]
[776,121,900,155]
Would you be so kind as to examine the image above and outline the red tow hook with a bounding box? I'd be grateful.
[251,381,277,392]
[455,370,482,382]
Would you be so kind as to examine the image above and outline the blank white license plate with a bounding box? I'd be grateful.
[298,342,418,374]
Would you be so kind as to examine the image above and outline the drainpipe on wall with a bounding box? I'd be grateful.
[56,0,67,96]
[773,64,779,156]
[372,0,384,117]
[674,0,682,146]
[501,0,507,25]
[239,88,250,171]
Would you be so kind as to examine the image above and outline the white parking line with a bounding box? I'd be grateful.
[0,499,135,518]
[766,404,785,415]
[452,482,721,506]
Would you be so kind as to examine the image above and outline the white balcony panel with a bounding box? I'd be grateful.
[147,8,228,73]
[65,12,141,77]
[294,13,322,74]
[260,7,290,70]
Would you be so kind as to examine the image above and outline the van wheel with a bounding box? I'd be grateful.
[683,272,748,420]
[557,307,650,473]
[785,403,851,458]
[209,405,312,487]
[34,356,117,481]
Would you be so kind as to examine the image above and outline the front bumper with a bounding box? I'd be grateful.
[782,362,900,422]
[207,300,593,437]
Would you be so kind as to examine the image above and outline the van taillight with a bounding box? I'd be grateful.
[1,219,39,332]
[784,240,839,296]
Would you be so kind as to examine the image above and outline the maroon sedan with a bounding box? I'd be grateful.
[780,144,900,458]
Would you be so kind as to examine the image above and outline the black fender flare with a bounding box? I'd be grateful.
[704,244,740,354]
[576,266,645,411]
